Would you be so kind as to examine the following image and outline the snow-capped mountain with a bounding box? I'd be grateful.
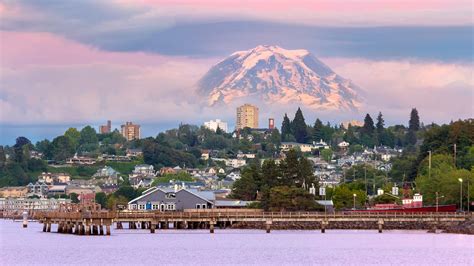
[197,45,362,111]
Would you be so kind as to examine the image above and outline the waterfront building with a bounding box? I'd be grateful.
[0,186,28,198]
[128,188,215,211]
[26,181,49,197]
[66,185,99,196]
[121,121,141,141]
[236,104,259,129]
[204,119,228,133]
[99,120,112,134]
[0,197,71,211]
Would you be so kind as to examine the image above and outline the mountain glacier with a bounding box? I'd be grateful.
[197,45,362,111]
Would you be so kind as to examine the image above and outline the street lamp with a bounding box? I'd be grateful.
[435,192,444,213]
[353,193,357,210]
[458,178,463,212]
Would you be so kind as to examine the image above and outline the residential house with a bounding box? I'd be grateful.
[66,155,96,165]
[38,172,71,185]
[281,142,313,152]
[133,164,156,176]
[126,148,143,157]
[159,167,177,176]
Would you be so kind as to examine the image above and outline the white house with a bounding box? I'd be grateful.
[281,142,313,152]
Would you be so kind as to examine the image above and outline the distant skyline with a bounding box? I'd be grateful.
[0,0,473,144]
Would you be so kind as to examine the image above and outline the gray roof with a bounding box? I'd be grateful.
[214,200,252,207]
[316,200,334,206]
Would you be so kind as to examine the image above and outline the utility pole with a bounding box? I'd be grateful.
[364,164,368,195]
[459,178,463,212]
[428,151,432,179]
[453,143,457,168]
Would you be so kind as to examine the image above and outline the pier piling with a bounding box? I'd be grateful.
[265,220,272,233]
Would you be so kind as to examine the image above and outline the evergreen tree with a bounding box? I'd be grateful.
[291,108,308,143]
[362,114,375,136]
[409,108,420,131]
[0,146,6,168]
[281,113,291,142]
[343,124,358,144]
[312,119,323,142]
[375,112,385,146]
[376,112,384,135]
[406,108,420,146]
[13,137,31,165]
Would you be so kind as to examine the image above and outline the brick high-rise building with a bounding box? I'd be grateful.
[99,120,112,134]
[236,104,259,129]
[121,122,141,141]
[268,118,275,129]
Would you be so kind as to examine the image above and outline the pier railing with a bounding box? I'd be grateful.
[33,210,469,221]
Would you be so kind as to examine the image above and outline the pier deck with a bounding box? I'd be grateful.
[31,210,470,235]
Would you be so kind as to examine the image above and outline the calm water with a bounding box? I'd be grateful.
[0,220,473,265]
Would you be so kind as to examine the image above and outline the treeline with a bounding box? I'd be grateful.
[230,150,320,211]
[280,107,421,148]
[140,124,281,169]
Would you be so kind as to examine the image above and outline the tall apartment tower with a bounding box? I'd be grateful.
[121,122,141,141]
[99,120,112,134]
[236,104,259,129]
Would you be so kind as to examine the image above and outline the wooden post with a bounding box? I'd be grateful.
[99,225,104,235]
[150,223,156,233]
[210,222,215,234]
[265,220,272,233]
[321,220,328,233]
[22,211,28,228]
[378,219,383,233]
[85,223,91,235]
[43,222,47,232]
[106,225,111,236]
[46,222,51,232]
[57,222,62,233]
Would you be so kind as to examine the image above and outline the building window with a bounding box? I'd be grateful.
[166,204,175,211]
[165,193,176,199]
[196,204,201,209]
[202,204,207,209]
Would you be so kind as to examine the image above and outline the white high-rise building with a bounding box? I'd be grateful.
[204,119,228,133]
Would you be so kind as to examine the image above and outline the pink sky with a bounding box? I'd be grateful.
[0,0,472,127]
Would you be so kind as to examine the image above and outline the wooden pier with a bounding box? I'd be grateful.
[32,210,470,235]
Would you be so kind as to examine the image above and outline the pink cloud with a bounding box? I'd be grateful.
[0,31,198,68]
[133,0,468,11]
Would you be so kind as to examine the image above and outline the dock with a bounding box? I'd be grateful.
[31,210,470,235]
